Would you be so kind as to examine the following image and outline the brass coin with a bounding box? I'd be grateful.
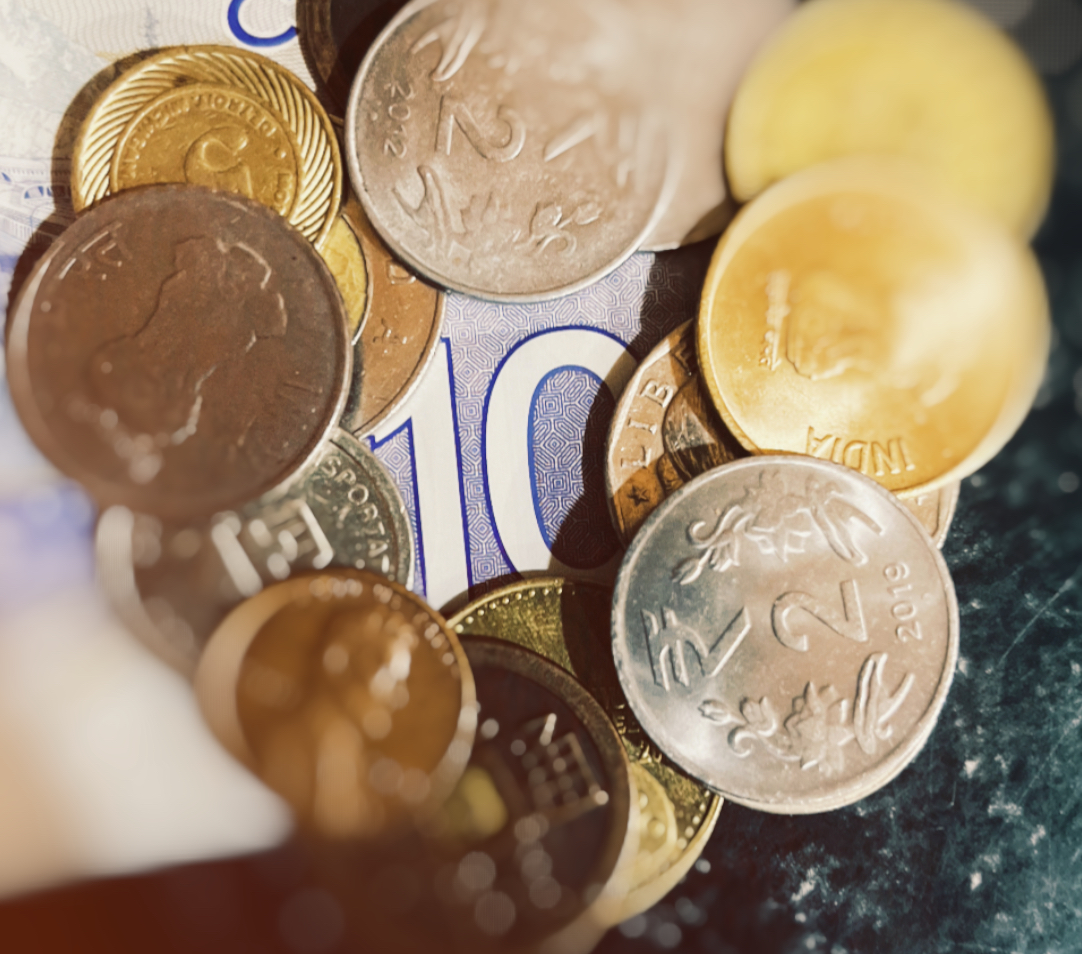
[97,428,414,676]
[72,45,342,246]
[698,158,1050,498]
[321,213,370,341]
[195,569,476,839]
[447,578,721,918]
[311,636,638,954]
[339,194,445,437]
[607,321,959,547]
[725,0,1054,238]
[5,185,351,519]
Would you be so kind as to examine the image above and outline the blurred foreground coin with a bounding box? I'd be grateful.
[97,429,413,675]
[612,457,959,813]
[71,45,342,246]
[196,570,476,837]
[697,158,1050,498]
[313,637,637,954]
[607,322,959,546]
[346,0,670,301]
[448,578,720,918]
[725,0,1053,238]
[6,185,351,519]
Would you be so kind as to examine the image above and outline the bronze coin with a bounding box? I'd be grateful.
[196,569,476,839]
[5,185,351,519]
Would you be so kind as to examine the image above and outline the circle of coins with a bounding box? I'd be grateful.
[71,45,342,246]
[196,569,476,838]
[697,158,1050,498]
[338,195,445,437]
[96,429,414,676]
[6,185,351,519]
[345,0,671,301]
[607,321,960,547]
[311,637,637,954]
[725,0,1054,238]
[447,578,720,918]
[612,456,960,814]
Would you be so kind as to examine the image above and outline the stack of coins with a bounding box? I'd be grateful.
[2,1,1057,951]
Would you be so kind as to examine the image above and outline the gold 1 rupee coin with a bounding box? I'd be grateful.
[447,577,721,918]
[697,158,1050,498]
[72,45,342,246]
[608,321,959,546]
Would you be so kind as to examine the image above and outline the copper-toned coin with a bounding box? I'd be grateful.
[196,569,475,838]
[5,185,351,519]
[447,578,718,919]
[312,637,637,954]
[97,429,413,676]
[339,194,445,437]
[72,45,342,247]
[298,0,411,117]
[607,322,959,548]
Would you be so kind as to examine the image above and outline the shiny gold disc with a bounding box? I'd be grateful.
[195,569,476,839]
[72,45,342,246]
[698,158,1050,497]
[725,0,1054,238]
[321,209,370,342]
[446,577,722,918]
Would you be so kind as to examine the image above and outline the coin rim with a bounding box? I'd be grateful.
[611,454,960,814]
[343,0,675,303]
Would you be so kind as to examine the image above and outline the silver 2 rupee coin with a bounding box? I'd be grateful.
[612,456,959,814]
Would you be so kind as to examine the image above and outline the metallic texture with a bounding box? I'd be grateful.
[195,569,476,838]
[97,429,414,675]
[447,577,721,917]
[345,0,671,301]
[697,158,1050,498]
[6,185,351,519]
[612,456,959,814]
[71,45,342,246]
[320,213,370,341]
[607,321,959,548]
[338,194,445,437]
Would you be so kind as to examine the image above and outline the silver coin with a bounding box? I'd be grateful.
[97,428,413,675]
[345,0,671,302]
[611,456,959,814]
[635,0,795,251]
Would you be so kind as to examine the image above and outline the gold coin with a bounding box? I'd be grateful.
[446,577,721,918]
[72,45,342,246]
[607,320,960,546]
[195,570,476,839]
[698,158,1050,497]
[725,0,1054,238]
[321,210,369,341]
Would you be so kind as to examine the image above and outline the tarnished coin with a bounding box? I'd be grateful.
[725,0,1054,239]
[6,185,351,519]
[447,578,720,917]
[196,569,476,838]
[346,0,670,301]
[313,637,637,954]
[298,0,411,116]
[72,45,342,246]
[634,0,794,251]
[607,322,959,547]
[338,195,445,437]
[698,158,1050,498]
[613,456,959,814]
[97,429,413,676]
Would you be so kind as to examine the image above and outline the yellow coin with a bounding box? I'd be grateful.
[725,0,1054,238]
[72,45,341,247]
[698,158,1050,497]
[446,577,721,918]
[320,203,369,342]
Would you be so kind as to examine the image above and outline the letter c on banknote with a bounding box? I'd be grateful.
[483,327,635,583]
[227,0,297,47]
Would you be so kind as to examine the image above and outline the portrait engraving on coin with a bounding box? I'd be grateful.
[347,0,670,300]
[613,457,958,813]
